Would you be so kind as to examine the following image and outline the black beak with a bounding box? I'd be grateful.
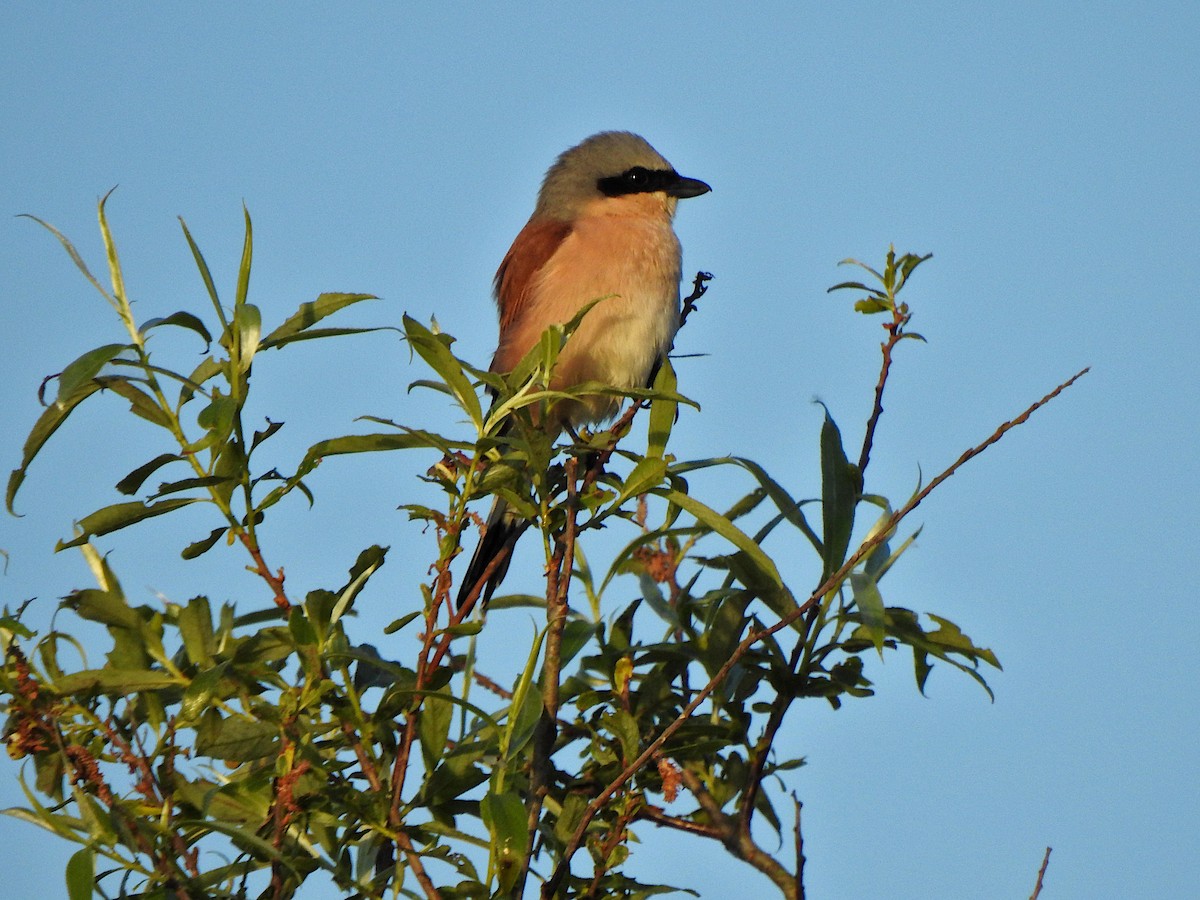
[668,174,712,199]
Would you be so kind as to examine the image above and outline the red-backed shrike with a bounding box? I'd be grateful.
[457,131,710,608]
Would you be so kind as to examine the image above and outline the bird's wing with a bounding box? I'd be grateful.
[491,217,573,372]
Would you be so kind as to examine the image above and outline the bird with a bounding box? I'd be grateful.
[456,131,710,610]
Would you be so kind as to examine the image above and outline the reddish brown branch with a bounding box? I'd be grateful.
[395,830,441,899]
[1029,846,1052,900]
[858,300,911,476]
[793,796,806,900]
[237,532,290,609]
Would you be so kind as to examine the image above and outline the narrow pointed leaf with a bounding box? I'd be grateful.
[233,303,261,374]
[180,355,224,406]
[403,314,482,427]
[178,217,227,330]
[647,357,679,459]
[19,213,112,301]
[850,572,886,653]
[819,408,859,581]
[8,380,104,514]
[141,311,213,349]
[235,205,252,308]
[94,376,172,428]
[57,497,200,549]
[115,453,183,495]
[658,487,797,620]
[56,343,130,404]
[259,293,379,349]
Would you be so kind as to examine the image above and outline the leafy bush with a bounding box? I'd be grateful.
[1,198,1083,899]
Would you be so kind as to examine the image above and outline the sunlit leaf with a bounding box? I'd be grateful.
[850,572,886,653]
[403,314,482,428]
[8,380,104,514]
[65,847,94,900]
[56,343,130,404]
[481,790,529,895]
[141,310,213,349]
[50,667,178,694]
[259,293,379,349]
[194,716,278,761]
[658,487,797,621]
[57,497,201,550]
[233,303,261,374]
[819,406,859,582]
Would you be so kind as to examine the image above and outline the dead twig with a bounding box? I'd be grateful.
[1030,846,1052,899]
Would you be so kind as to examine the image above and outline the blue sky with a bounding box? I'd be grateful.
[1,3,1197,898]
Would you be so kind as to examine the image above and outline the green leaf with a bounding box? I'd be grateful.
[853,297,891,315]
[601,709,641,764]
[330,545,387,627]
[235,204,253,309]
[148,475,233,499]
[179,355,224,406]
[603,456,668,514]
[51,667,178,694]
[96,189,132,327]
[182,526,227,560]
[195,716,278,761]
[178,218,225,329]
[19,213,113,304]
[232,303,261,374]
[94,375,173,428]
[647,357,679,459]
[259,292,379,349]
[291,431,470,485]
[850,572,886,653]
[57,497,200,550]
[403,314,483,428]
[56,343,130,404]
[675,455,823,555]
[180,662,230,724]
[499,627,547,770]
[193,393,236,450]
[249,418,283,452]
[115,453,182,495]
[65,846,94,900]
[658,487,797,621]
[8,379,104,514]
[419,688,454,770]
[141,310,213,349]
[178,595,215,666]
[481,791,529,896]
[819,407,859,582]
[383,610,422,634]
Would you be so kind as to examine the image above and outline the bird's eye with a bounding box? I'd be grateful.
[597,166,669,197]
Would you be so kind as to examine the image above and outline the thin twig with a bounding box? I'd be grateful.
[395,830,441,900]
[1029,846,1052,900]
[636,804,724,839]
[738,638,804,840]
[542,367,1089,897]
[793,796,806,900]
[519,455,581,895]
[857,307,907,475]
[679,271,713,330]
[237,532,290,609]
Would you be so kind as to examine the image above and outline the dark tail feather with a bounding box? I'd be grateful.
[456,498,527,610]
